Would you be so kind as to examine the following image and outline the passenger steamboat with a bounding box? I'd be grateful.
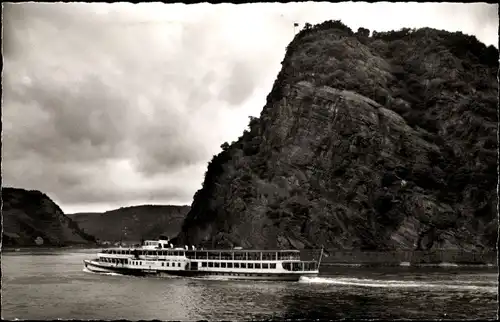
[83,236,322,281]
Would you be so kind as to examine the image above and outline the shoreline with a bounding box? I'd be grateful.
[2,244,101,251]
[321,262,498,268]
[3,247,497,268]
[314,249,498,267]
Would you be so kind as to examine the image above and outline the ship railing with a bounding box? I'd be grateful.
[184,250,301,261]
[104,249,186,257]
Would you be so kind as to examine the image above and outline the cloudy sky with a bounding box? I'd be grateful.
[2,2,498,214]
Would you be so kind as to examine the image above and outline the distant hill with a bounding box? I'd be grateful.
[176,21,498,251]
[2,187,97,247]
[68,205,190,243]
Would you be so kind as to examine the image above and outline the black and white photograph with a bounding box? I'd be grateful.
[1,1,498,320]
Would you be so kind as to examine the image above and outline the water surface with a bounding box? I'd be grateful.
[2,249,498,320]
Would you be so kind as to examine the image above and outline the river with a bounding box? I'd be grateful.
[1,248,497,320]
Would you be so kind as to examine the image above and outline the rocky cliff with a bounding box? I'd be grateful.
[68,205,190,243]
[176,21,498,251]
[2,187,97,247]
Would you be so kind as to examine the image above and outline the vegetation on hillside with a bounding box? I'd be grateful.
[2,187,97,246]
[177,21,498,251]
[69,204,190,243]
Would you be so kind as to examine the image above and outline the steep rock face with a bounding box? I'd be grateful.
[176,22,498,251]
[68,205,190,243]
[2,187,97,246]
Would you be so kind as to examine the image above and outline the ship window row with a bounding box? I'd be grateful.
[282,262,317,271]
[100,257,127,264]
[101,249,300,261]
[186,251,300,261]
[160,262,181,267]
[200,262,277,269]
[100,257,185,268]
[102,249,185,256]
[126,261,182,267]
[204,272,276,277]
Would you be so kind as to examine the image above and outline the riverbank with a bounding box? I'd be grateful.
[322,262,497,268]
[315,250,498,267]
[1,244,102,252]
[5,246,497,267]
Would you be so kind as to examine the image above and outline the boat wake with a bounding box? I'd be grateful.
[299,276,497,293]
[437,262,459,267]
[399,262,459,267]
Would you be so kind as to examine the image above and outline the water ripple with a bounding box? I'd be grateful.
[2,250,497,320]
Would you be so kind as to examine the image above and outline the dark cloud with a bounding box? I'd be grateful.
[131,113,211,176]
[3,73,131,164]
[60,181,190,204]
[185,72,217,110]
[2,3,279,212]
[219,60,259,106]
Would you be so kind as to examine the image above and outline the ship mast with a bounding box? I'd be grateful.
[317,247,324,270]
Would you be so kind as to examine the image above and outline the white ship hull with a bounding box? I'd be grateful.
[84,259,317,281]
[182,271,317,281]
[84,260,116,273]
[84,259,153,276]
[83,238,323,281]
